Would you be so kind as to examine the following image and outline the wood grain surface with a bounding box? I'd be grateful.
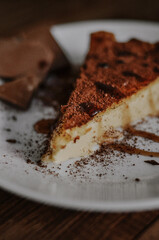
[0,188,159,240]
[0,1,159,239]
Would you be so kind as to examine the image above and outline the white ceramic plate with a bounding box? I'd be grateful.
[0,20,159,212]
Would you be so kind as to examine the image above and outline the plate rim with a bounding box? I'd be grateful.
[2,177,159,212]
[52,18,159,29]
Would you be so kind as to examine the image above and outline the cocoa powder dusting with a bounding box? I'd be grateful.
[60,32,159,129]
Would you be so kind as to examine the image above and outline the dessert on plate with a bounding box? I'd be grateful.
[42,31,159,162]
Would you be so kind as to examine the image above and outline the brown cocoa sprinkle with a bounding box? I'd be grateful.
[4,128,11,132]
[37,160,47,168]
[135,178,140,182]
[116,59,125,64]
[74,136,80,143]
[26,159,33,164]
[6,139,17,144]
[12,116,17,121]
[34,167,39,171]
[142,63,149,67]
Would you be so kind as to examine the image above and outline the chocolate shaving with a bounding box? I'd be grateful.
[6,139,17,143]
[144,160,159,165]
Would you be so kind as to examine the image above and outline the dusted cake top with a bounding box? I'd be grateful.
[61,31,159,129]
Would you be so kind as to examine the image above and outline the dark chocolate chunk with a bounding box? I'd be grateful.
[97,62,109,68]
[95,81,124,98]
[122,71,143,81]
[153,67,159,73]
[116,50,135,57]
[142,63,149,67]
[0,75,43,109]
[116,60,125,64]
[80,102,101,117]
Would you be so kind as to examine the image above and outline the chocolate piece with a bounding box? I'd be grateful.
[0,74,43,109]
[80,102,101,117]
[23,27,69,71]
[0,35,53,78]
[0,28,68,78]
[0,27,69,108]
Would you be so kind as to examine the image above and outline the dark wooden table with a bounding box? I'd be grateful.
[1,189,159,240]
[0,1,159,239]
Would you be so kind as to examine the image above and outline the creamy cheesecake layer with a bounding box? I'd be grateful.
[43,76,159,162]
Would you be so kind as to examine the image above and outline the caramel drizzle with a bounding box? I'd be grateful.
[108,143,159,157]
[126,126,159,143]
[108,126,159,157]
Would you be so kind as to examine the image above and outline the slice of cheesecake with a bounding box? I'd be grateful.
[42,31,159,162]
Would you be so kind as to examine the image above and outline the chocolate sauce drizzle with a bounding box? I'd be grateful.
[144,160,159,165]
[108,142,159,157]
[108,126,159,158]
[34,118,58,134]
[126,126,159,143]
